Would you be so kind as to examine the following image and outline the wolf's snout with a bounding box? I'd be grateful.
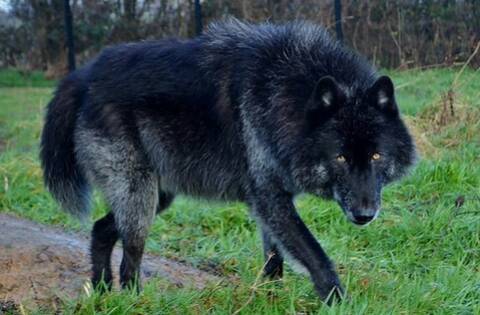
[352,214,374,225]
[351,208,378,226]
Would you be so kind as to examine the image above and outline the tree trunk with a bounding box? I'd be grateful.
[64,0,75,72]
[194,0,203,36]
[334,0,344,42]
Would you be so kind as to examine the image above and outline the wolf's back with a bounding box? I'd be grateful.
[40,69,91,218]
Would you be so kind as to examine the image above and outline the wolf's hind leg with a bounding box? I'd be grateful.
[91,212,119,289]
[112,173,159,290]
[261,229,284,279]
[157,190,174,214]
[76,126,159,291]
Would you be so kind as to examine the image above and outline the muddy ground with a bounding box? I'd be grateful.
[0,213,219,311]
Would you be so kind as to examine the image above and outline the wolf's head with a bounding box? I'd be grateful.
[292,75,416,226]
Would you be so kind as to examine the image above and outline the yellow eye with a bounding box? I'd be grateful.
[372,153,381,161]
[336,155,346,163]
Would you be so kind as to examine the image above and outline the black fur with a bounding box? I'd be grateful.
[40,19,416,303]
[91,212,118,289]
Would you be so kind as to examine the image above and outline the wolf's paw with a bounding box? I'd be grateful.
[312,270,344,305]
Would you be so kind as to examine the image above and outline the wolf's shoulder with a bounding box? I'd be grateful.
[202,19,375,89]
[202,18,335,51]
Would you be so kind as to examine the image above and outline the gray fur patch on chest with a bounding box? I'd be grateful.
[291,163,329,193]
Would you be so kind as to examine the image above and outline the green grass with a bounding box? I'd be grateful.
[0,68,56,88]
[0,68,479,314]
[384,67,480,115]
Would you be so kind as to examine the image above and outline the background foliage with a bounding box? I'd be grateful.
[0,0,479,76]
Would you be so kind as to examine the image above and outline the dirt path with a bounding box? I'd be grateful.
[0,213,220,310]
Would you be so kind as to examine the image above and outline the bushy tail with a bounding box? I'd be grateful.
[40,71,91,218]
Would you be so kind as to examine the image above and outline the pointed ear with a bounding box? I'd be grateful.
[368,76,398,115]
[306,76,344,113]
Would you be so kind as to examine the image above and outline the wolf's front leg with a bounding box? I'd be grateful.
[261,228,284,279]
[249,187,344,304]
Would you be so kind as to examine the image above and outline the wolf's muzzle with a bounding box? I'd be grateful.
[351,208,379,226]
[352,214,374,225]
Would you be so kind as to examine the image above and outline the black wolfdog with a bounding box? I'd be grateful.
[40,19,416,302]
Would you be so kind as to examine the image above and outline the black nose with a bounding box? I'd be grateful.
[353,215,374,225]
